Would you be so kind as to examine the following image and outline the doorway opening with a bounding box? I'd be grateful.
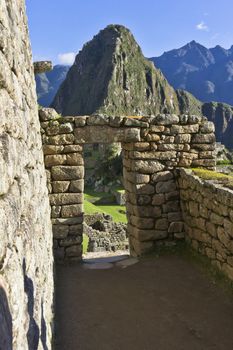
[82,143,129,259]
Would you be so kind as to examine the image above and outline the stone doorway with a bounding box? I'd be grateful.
[40,109,216,261]
[82,142,129,257]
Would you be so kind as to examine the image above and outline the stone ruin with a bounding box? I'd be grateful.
[1,0,233,348]
[39,108,216,259]
[84,214,128,253]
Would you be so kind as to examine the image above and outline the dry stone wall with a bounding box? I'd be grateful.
[178,169,233,281]
[0,1,53,349]
[40,108,216,259]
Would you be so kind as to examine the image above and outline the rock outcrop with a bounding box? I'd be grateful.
[51,25,179,116]
[0,1,53,348]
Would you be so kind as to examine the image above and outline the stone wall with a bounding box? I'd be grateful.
[178,169,233,281]
[40,109,216,260]
[0,1,53,349]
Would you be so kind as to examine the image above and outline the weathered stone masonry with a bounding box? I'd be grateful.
[178,168,233,281]
[40,109,216,260]
[0,1,53,349]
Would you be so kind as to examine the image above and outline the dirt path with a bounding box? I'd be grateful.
[55,255,233,350]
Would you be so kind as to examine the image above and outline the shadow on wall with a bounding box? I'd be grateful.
[23,259,48,350]
[0,286,13,350]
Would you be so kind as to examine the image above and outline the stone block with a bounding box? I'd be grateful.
[74,126,140,143]
[66,153,84,165]
[189,201,199,217]
[212,239,227,259]
[69,180,84,193]
[152,171,173,183]
[145,134,160,142]
[130,237,154,256]
[133,160,164,174]
[152,194,165,206]
[43,145,64,155]
[63,144,83,153]
[46,122,73,136]
[74,117,87,127]
[45,134,75,145]
[192,228,212,245]
[133,142,151,151]
[200,122,215,134]
[175,134,191,144]
[51,166,84,180]
[163,200,180,213]
[53,225,69,239]
[65,245,82,258]
[136,184,154,195]
[221,263,233,281]
[137,195,151,205]
[156,180,177,194]
[153,151,177,160]
[223,218,233,238]
[87,115,109,125]
[206,221,217,238]
[124,118,148,127]
[45,154,66,167]
[171,124,199,134]
[52,217,83,225]
[51,206,61,218]
[217,226,230,248]
[134,173,150,184]
[60,236,82,247]
[130,216,154,229]
[157,144,184,151]
[50,193,83,206]
[39,107,59,121]
[69,224,83,236]
[61,204,83,218]
[168,212,182,222]
[165,191,179,201]
[52,181,70,193]
[155,218,169,230]
[150,125,165,132]
[210,212,224,226]
[192,159,216,168]
[153,114,179,125]
[191,133,215,144]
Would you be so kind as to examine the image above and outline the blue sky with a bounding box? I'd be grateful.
[26,0,233,65]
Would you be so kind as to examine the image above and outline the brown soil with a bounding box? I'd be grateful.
[55,255,233,350]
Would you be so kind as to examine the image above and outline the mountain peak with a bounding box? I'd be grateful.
[51,25,179,116]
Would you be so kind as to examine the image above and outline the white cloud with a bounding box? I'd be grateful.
[58,52,76,65]
[196,21,209,31]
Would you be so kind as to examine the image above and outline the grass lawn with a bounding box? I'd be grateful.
[97,204,127,223]
[84,190,127,223]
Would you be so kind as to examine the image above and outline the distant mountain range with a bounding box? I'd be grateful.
[150,41,233,106]
[35,32,233,148]
[36,65,70,106]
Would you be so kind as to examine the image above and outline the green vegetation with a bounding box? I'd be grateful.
[82,234,89,254]
[192,168,233,189]
[84,189,127,223]
[97,205,127,223]
[216,159,232,166]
